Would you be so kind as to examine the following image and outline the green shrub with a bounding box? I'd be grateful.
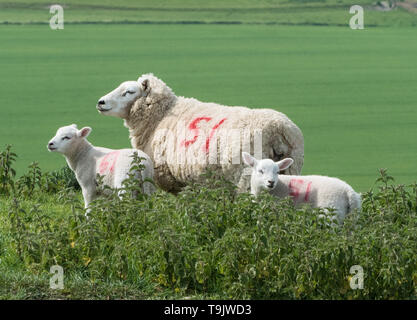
[47,165,80,191]
[3,146,417,299]
[0,145,17,195]
[5,163,417,299]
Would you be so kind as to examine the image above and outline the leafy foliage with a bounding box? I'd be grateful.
[2,146,417,299]
[0,145,17,195]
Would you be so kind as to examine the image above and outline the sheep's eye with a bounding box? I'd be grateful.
[258,169,264,174]
[62,136,71,141]
[122,90,135,97]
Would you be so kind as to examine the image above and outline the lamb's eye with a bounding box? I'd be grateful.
[62,136,71,141]
[258,169,264,174]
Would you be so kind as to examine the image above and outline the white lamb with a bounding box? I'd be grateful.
[242,152,361,224]
[47,124,155,212]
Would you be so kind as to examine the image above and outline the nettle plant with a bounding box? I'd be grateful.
[0,145,17,195]
[3,144,417,299]
[0,145,80,198]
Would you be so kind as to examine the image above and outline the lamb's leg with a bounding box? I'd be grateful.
[114,175,128,199]
[82,186,96,218]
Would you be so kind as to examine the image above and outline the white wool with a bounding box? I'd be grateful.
[242,152,361,224]
[97,74,304,193]
[47,124,155,212]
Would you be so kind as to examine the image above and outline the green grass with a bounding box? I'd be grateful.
[1,24,417,191]
[0,0,416,26]
[1,1,417,300]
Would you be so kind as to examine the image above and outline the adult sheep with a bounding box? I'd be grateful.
[96,74,304,193]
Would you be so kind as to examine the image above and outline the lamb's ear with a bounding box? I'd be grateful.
[70,124,78,129]
[277,158,294,171]
[242,152,257,167]
[78,127,92,138]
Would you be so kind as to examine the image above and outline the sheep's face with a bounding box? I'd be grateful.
[242,152,294,191]
[47,124,91,155]
[97,81,141,118]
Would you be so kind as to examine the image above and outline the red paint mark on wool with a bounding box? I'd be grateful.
[180,117,212,148]
[304,181,312,202]
[289,179,304,199]
[204,118,227,152]
[288,179,312,203]
[99,151,120,175]
[180,117,227,153]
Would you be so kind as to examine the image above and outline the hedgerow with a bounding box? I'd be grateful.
[1,145,417,299]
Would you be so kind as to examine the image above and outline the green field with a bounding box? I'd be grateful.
[1,0,417,300]
[1,23,417,191]
[1,0,417,26]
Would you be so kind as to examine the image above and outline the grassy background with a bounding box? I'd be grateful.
[1,0,417,301]
[0,0,416,26]
[1,23,417,191]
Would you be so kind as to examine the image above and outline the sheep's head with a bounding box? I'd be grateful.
[97,79,147,118]
[47,124,92,155]
[97,74,175,121]
[242,152,293,191]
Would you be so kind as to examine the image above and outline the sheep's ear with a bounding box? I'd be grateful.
[141,79,150,92]
[70,124,78,129]
[78,127,92,138]
[242,152,257,167]
[277,158,294,171]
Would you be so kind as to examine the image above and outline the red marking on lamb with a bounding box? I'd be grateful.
[99,151,120,175]
[289,179,312,202]
[304,181,312,201]
[289,178,304,199]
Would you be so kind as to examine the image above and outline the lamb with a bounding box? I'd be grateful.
[96,73,304,193]
[242,152,361,224]
[47,124,155,211]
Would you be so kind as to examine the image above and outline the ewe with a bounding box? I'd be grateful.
[96,73,304,194]
[47,124,155,212]
[242,152,361,224]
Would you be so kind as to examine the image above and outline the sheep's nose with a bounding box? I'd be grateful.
[48,142,54,146]
[98,99,105,105]
[268,180,274,184]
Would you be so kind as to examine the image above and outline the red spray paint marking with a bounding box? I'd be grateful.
[204,118,227,152]
[99,151,120,175]
[181,117,227,153]
[181,117,212,148]
[304,181,312,201]
[289,179,304,199]
[289,179,312,202]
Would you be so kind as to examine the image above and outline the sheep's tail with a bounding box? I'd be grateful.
[347,189,362,214]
